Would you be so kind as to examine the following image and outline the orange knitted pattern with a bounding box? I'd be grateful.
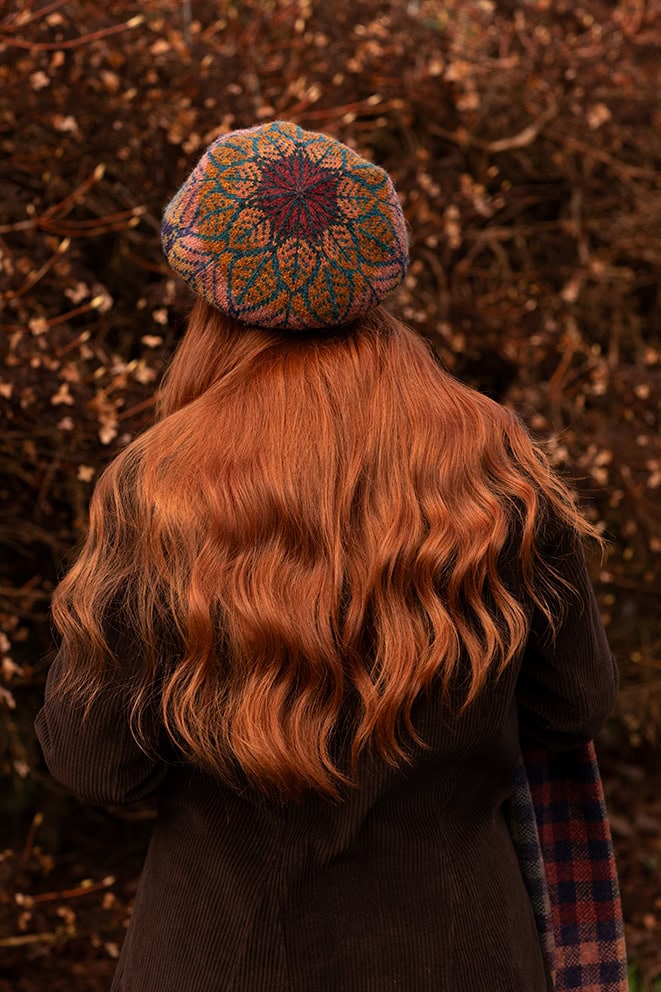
[161,121,409,330]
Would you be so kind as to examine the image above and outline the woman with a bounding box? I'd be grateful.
[35,121,621,991]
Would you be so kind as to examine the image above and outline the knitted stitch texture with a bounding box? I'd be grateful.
[161,121,409,330]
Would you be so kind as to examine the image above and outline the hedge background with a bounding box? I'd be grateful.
[0,1,659,988]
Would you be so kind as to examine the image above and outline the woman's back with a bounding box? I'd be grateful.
[35,514,618,991]
[34,120,620,992]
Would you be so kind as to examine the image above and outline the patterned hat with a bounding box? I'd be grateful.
[161,121,409,332]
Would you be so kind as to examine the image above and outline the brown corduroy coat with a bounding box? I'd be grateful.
[34,525,619,992]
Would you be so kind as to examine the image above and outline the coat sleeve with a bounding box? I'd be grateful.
[34,637,175,807]
[515,519,620,751]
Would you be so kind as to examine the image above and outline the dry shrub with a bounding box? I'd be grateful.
[0,2,660,975]
[2,0,660,776]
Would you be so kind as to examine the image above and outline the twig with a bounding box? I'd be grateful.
[28,874,116,904]
[418,247,449,317]
[0,586,52,600]
[568,188,590,266]
[123,251,171,275]
[546,128,660,184]
[429,99,559,153]
[463,221,566,241]
[298,96,395,123]
[2,239,70,302]
[0,932,60,948]
[484,100,559,153]
[181,0,192,47]
[0,164,106,234]
[117,396,156,421]
[43,207,144,230]
[20,811,43,861]
[0,14,144,51]
[38,217,142,238]
[547,333,581,399]
[36,297,105,329]
[2,0,71,32]
[0,217,36,234]
[53,329,92,357]
[0,428,75,438]
[0,0,39,29]
[42,164,107,221]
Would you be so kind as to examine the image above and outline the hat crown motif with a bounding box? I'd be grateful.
[256,155,340,239]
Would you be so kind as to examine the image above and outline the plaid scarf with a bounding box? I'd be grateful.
[507,741,629,991]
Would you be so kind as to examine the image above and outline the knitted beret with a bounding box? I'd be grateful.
[161,120,409,331]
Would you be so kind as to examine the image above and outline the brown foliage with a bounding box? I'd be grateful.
[0,0,660,983]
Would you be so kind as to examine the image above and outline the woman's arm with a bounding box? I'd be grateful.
[516,521,620,750]
[34,640,174,807]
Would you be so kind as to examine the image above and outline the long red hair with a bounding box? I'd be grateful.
[51,300,607,803]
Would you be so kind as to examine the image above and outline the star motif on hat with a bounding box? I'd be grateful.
[256,155,340,239]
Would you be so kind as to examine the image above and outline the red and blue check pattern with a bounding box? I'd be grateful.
[508,741,629,991]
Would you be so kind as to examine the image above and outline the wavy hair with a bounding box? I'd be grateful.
[50,299,607,803]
